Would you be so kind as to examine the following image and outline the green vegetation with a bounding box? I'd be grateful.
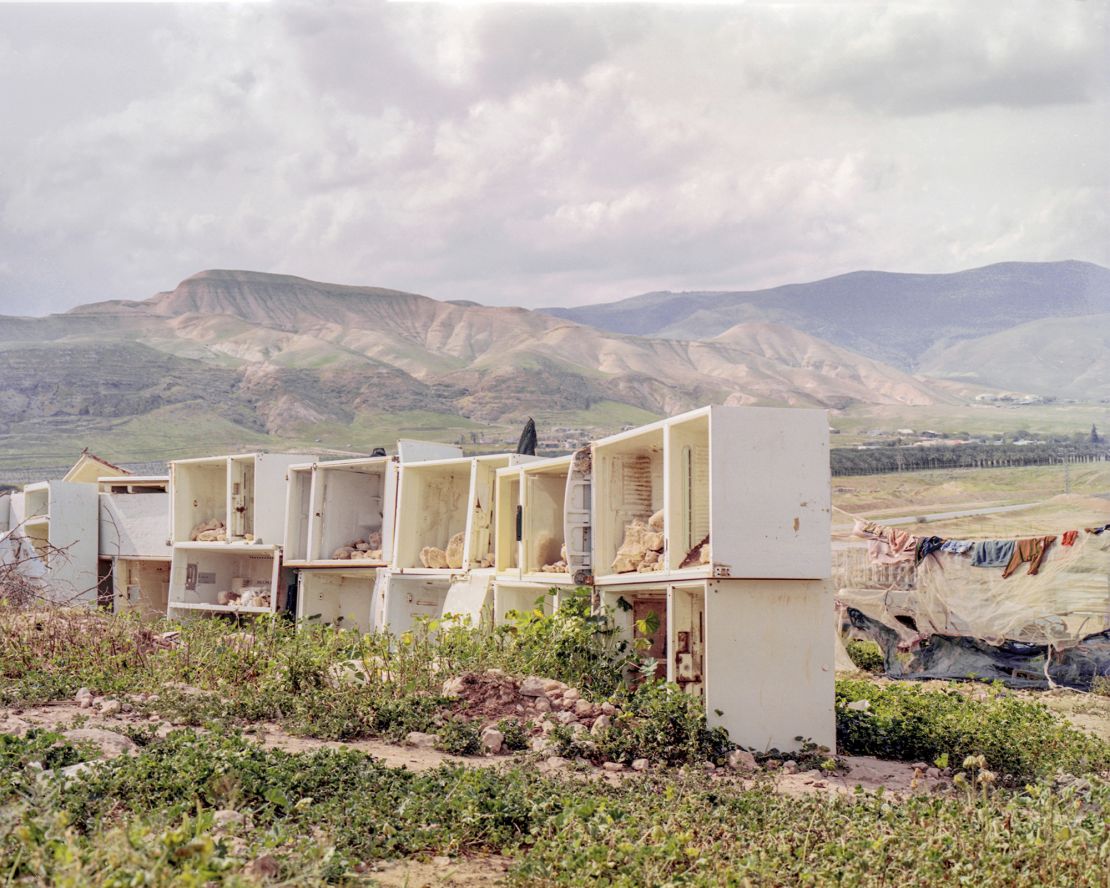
[2,605,1108,885]
[834,402,1110,446]
[550,680,733,766]
[832,441,1109,476]
[845,639,885,673]
[837,679,1110,780]
[0,730,1106,886]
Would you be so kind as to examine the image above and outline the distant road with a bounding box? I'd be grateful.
[879,502,1043,526]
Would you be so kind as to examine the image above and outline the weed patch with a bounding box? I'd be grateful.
[845,638,885,673]
[836,679,1110,779]
[2,731,1106,886]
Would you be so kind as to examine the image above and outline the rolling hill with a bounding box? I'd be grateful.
[541,261,1110,370]
[0,269,955,472]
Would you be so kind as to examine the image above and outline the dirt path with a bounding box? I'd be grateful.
[1,700,951,798]
[367,855,512,887]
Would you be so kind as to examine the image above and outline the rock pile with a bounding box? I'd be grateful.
[190,519,226,542]
[611,510,665,573]
[437,670,622,754]
[331,529,384,561]
[540,543,569,573]
[419,530,464,569]
[418,531,493,569]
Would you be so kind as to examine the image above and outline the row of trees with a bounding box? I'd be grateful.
[832,441,1110,477]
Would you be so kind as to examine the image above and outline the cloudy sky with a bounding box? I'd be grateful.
[0,0,1106,315]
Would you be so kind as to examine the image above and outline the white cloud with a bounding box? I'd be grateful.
[0,0,1105,315]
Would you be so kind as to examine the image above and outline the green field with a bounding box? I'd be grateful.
[833,402,1110,445]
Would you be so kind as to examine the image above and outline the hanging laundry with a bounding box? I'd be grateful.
[852,519,878,537]
[915,536,945,564]
[1061,530,1079,547]
[940,539,974,555]
[1001,536,1057,579]
[971,539,1016,568]
[868,534,918,565]
[1083,524,1109,535]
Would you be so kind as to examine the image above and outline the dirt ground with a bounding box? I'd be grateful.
[1,699,950,799]
[366,855,513,887]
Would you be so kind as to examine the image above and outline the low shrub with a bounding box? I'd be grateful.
[498,718,531,752]
[490,590,637,698]
[836,679,1110,779]
[0,729,90,800]
[2,731,1106,887]
[552,681,733,766]
[845,638,885,673]
[514,772,1110,887]
[436,718,482,756]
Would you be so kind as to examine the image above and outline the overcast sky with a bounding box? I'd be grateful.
[0,0,1106,316]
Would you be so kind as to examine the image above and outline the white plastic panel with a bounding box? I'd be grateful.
[666,414,710,569]
[563,450,592,580]
[494,467,522,577]
[393,460,472,570]
[7,492,26,531]
[172,453,312,546]
[382,573,451,634]
[168,545,281,614]
[703,578,835,752]
[283,464,314,562]
[228,457,256,540]
[592,426,665,581]
[112,558,170,619]
[99,491,172,559]
[493,581,556,624]
[397,440,463,463]
[523,461,570,579]
[593,406,830,584]
[465,456,511,569]
[313,460,389,562]
[44,481,100,605]
[297,569,378,632]
[170,459,227,543]
[252,453,314,545]
[707,406,830,579]
[441,569,493,626]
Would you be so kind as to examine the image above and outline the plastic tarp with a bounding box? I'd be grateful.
[836,528,1110,649]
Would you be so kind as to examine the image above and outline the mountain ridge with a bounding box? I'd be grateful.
[541,260,1110,368]
[0,261,1103,470]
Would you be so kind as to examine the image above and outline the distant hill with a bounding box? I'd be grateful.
[541,261,1110,369]
[0,269,954,470]
[918,313,1110,399]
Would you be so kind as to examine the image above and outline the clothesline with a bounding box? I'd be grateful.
[832,504,1108,547]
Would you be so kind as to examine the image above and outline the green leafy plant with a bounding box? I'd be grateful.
[436,718,482,756]
[3,730,1107,887]
[845,639,885,673]
[835,678,1110,779]
[497,718,532,752]
[552,681,733,766]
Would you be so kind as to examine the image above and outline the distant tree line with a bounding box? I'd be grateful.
[831,441,1110,477]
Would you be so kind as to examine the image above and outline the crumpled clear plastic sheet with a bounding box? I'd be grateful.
[836,528,1110,649]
